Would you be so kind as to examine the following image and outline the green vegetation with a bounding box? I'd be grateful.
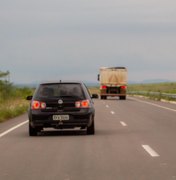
[88,86,99,95]
[0,71,33,122]
[128,82,176,93]
[128,82,176,101]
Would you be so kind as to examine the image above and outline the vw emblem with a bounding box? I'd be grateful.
[58,99,63,104]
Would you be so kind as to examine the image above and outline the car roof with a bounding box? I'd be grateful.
[39,81,84,85]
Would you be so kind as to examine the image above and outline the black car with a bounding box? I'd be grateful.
[26,81,98,136]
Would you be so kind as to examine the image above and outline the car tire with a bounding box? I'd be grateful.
[87,118,95,135]
[119,96,126,100]
[29,124,38,136]
[101,96,106,100]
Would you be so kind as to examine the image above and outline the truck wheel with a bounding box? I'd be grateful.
[120,96,126,100]
[101,96,105,99]
[87,119,95,135]
[29,124,38,136]
[101,96,107,100]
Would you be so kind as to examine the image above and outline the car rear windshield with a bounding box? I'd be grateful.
[35,83,85,99]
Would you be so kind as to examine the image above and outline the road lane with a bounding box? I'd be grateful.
[0,97,176,180]
[142,145,160,157]
[120,121,127,127]
[0,120,28,138]
[130,97,176,112]
[101,97,176,178]
[0,113,28,135]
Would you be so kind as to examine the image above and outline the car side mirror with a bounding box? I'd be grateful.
[26,96,33,100]
[91,94,99,99]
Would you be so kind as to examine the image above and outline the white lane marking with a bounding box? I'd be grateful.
[142,145,160,157]
[120,121,127,126]
[131,97,176,113]
[111,111,115,115]
[0,120,28,138]
[106,105,109,108]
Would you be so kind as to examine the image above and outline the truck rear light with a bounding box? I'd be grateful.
[121,86,127,90]
[101,85,107,89]
[75,100,90,108]
[32,101,46,110]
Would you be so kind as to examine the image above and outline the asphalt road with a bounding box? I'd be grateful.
[0,96,176,180]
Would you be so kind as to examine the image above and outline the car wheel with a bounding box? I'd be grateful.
[101,96,106,100]
[119,96,126,100]
[87,118,95,135]
[29,124,38,136]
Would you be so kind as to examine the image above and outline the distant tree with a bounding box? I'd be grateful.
[0,70,10,82]
[0,71,12,101]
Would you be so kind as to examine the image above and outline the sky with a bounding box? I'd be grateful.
[0,0,176,84]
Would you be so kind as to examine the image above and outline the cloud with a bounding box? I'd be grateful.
[0,0,176,83]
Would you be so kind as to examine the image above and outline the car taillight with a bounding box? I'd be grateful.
[101,85,107,89]
[32,101,46,110]
[75,100,90,108]
[121,86,127,90]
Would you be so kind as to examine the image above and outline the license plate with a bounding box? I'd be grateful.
[53,115,69,121]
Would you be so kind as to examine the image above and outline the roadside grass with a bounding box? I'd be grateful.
[0,85,33,123]
[128,82,176,93]
[128,82,176,101]
[88,87,99,95]
[0,98,29,123]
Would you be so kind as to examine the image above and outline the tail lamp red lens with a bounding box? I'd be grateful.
[121,86,127,90]
[32,101,46,110]
[101,85,107,89]
[75,100,90,108]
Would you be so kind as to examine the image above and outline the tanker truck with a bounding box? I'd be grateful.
[98,67,127,100]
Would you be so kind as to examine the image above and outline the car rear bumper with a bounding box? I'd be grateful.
[100,93,126,96]
[29,110,94,129]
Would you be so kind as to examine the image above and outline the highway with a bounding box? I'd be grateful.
[0,96,176,180]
